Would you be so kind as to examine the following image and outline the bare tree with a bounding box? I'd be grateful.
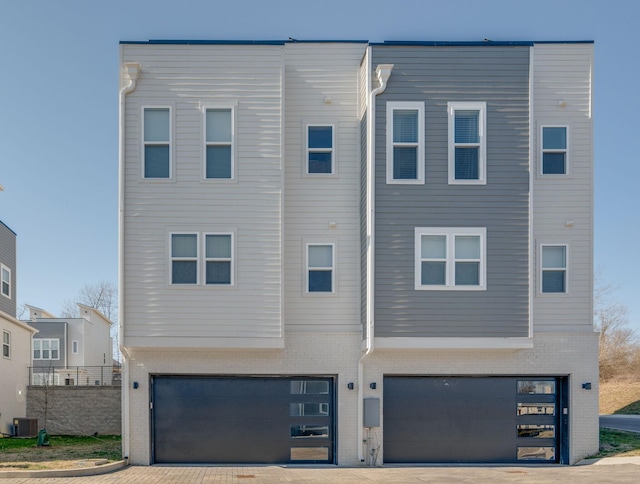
[60,281,118,322]
[594,272,637,381]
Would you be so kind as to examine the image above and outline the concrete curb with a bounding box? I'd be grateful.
[576,456,640,466]
[0,459,127,478]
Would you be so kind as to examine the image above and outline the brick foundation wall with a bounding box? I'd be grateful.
[26,386,121,435]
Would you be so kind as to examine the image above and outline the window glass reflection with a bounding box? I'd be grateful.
[290,447,329,460]
[517,380,556,394]
[517,447,556,461]
[290,381,329,394]
[517,403,555,416]
[290,403,330,417]
[291,425,329,438]
[517,425,555,438]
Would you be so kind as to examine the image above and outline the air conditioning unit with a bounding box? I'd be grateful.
[12,418,38,437]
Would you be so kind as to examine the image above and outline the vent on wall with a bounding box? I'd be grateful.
[12,418,38,437]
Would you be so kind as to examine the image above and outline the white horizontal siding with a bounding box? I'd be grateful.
[532,43,594,332]
[283,43,366,333]
[122,44,284,346]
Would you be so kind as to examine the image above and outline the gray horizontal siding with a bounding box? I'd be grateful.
[0,222,16,316]
[372,46,531,338]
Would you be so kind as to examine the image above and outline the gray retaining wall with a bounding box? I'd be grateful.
[26,386,121,435]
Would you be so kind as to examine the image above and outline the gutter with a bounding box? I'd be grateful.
[118,59,140,462]
[358,57,393,464]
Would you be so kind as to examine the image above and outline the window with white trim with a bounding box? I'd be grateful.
[415,227,486,290]
[1,263,10,298]
[205,108,234,179]
[448,102,486,184]
[541,245,567,294]
[541,126,568,175]
[171,232,234,286]
[386,102,425,183]
[33,338,60,360]
[205,234,233,285]
[307,125,334,174]
[72,340,79,354]
[143,107,171,178]
[306,244,334,293]
[171,233,198,285]
[2,330,9,359]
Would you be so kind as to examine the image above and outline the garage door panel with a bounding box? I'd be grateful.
[384,376,562,464]
[152,376,334,464]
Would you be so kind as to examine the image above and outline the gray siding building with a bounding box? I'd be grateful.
[0,221,17,317]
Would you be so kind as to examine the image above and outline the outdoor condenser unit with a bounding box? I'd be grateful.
[12,418,38,437]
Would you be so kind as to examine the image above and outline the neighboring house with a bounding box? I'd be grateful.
[0,220,37,434]
[119,40,597,466]
[26,304,113,385]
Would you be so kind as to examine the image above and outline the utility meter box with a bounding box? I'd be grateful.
[363,398,380,427]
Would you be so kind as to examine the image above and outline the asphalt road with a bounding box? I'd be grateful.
[600,415,640,433]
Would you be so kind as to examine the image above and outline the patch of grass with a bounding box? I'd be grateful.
[614,400,640,415]
[0,435,121,466]
[587,428,640,458]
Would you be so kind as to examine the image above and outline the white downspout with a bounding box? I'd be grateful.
[358,60,393,464]
[118,59,140,462]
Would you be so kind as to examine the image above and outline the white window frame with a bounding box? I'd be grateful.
[142,106,173,179]
[170,233,199,285]
[539,244,569,295]
[72,340,79,354]
[386,101,425,184]
[33,338,60,361]
[202,105,236,180]
[540,125,570,176]
[415,227,487,291]
[2,330,9,359]
[204,232,234,286]
[305,242,336,294]
[1,263,10,299]
[169,231,236,287]
[305,124,335,176]
[448,102,487,185]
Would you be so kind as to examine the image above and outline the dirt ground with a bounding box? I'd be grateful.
[600,380,640,415]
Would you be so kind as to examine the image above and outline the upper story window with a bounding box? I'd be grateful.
[171,232,234,286]
[307,125,334,175]
[541,126,568,175]
[171,234,198,285]
[2,330,9,359]
[1,264,10,298]
[33,338,60,360]
[541,245,567,294]
[306,243,335,293]
[143,107,171,178]
[386,102,425,184]
[205,234,233,285]
[72,340,79,354]
[205,108,234,179]
[448,102,486,184]
[415,227,486,290]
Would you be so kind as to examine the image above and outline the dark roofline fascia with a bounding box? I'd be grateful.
[120,39,593,47]
[0,220,17,236]
[120,40,287,45]
[120,39,369,45]
[374,40,593,46]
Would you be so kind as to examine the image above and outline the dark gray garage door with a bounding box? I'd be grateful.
[383,376,567,464]
[151,376,335,464]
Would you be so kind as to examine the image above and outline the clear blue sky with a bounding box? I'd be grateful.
[1,0,638,329]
